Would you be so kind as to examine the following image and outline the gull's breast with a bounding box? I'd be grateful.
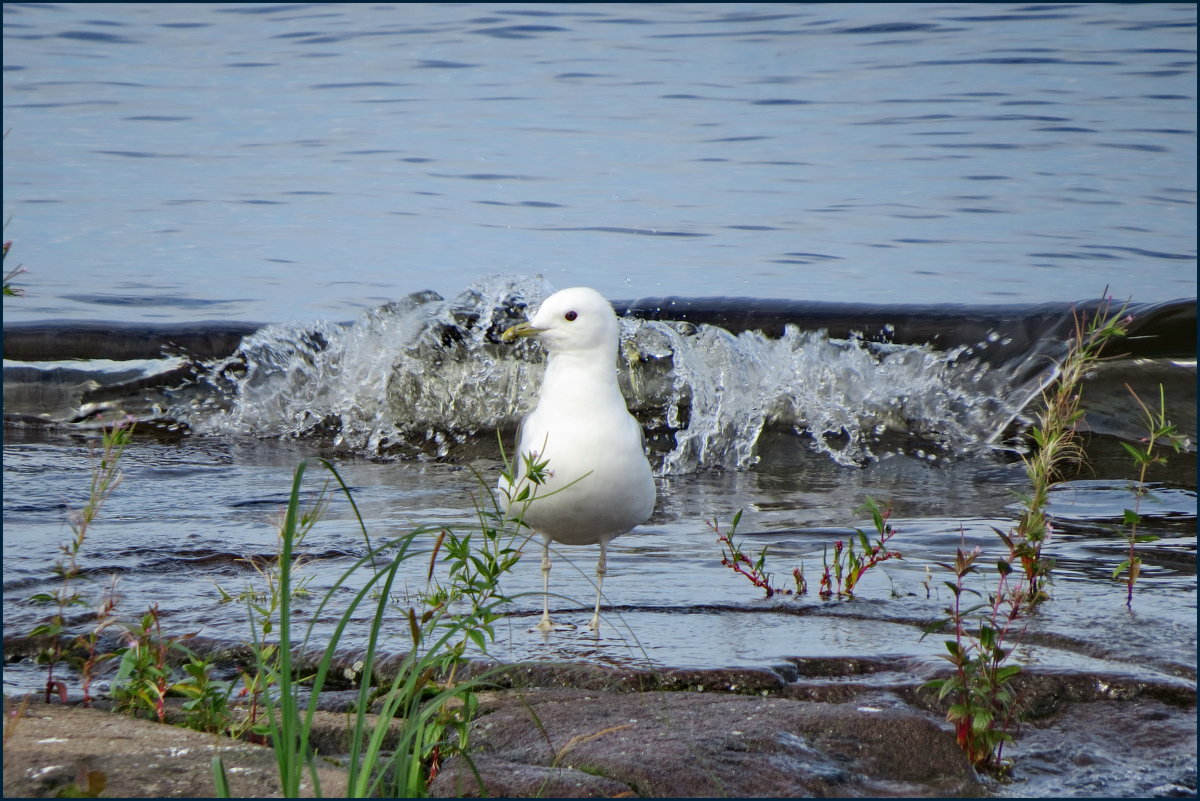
[513,406,655,545]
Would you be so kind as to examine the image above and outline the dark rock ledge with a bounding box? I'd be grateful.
[3,658,1194,798]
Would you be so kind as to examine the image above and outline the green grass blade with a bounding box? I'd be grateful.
[211,756,231,798]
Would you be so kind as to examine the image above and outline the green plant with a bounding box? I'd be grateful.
[214,457,529,798]
[923,546,1022,774]
[29,419,134,703]
[1114,383,1187,607]
[3,237,25,297]
[818,498,900,600]
[715,499,898,601]
[4,695,30,748]
[51,767,107,798]
[713,510,806,598]
[111,604,173,723]
[172,652,240,736]
[1009,299,1130,606]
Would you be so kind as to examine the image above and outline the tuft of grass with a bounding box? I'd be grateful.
[214,456,530,798]
[51,767,107,798]
[4,696,31,748]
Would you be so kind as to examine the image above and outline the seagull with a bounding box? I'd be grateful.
[499,287,656,632]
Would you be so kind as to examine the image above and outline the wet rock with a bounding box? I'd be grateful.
[6,660,1194,797]
[999,698,1197,798]
[436,755,634,798]
[429,688,981,797]
[468,660,789,695]
[899,668,1198,721]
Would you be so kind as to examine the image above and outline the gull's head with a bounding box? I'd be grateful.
[501,287,619,355]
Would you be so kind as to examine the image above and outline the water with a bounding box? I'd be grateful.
[2,3,1196,323]
[3,279,1196,698]
[3,4,1196,795]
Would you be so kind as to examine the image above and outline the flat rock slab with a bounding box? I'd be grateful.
[6,676,1193,797]
[1,700,347,798]
[429,688,982,797]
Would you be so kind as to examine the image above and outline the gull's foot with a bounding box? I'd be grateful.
[533,617,576,633]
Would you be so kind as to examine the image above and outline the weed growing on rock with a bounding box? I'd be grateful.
[713,499,898,600]
[172,651,240,735]
[714,511,805,597]
[111,604,172,722]
[213,457,530,798]
[923,295,1135,774]
[922,545,1024,774]
[818,499,900,600]
[77,576,121,707]
[1114,383,1187,608]
[1008,298,1129,607]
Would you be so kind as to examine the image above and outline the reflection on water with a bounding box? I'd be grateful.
[3,3,1196,322]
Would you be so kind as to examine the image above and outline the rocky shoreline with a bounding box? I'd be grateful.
[4,660,1195,798]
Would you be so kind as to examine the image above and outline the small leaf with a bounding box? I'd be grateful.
[1119,441,1147,463]
[856,528,872,553]
[995,664,1022,682]
[978,625,996,650]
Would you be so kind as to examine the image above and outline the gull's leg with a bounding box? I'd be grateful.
[587,539,608,632]
[536,535,554,632]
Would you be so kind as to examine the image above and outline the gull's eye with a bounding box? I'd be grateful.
[564,310,578,321]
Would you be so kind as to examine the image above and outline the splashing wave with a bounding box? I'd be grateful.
[181,277,1055,471]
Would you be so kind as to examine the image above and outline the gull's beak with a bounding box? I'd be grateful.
[501,321,545,342]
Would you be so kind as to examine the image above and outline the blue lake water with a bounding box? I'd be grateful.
[3,2,1196,324]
